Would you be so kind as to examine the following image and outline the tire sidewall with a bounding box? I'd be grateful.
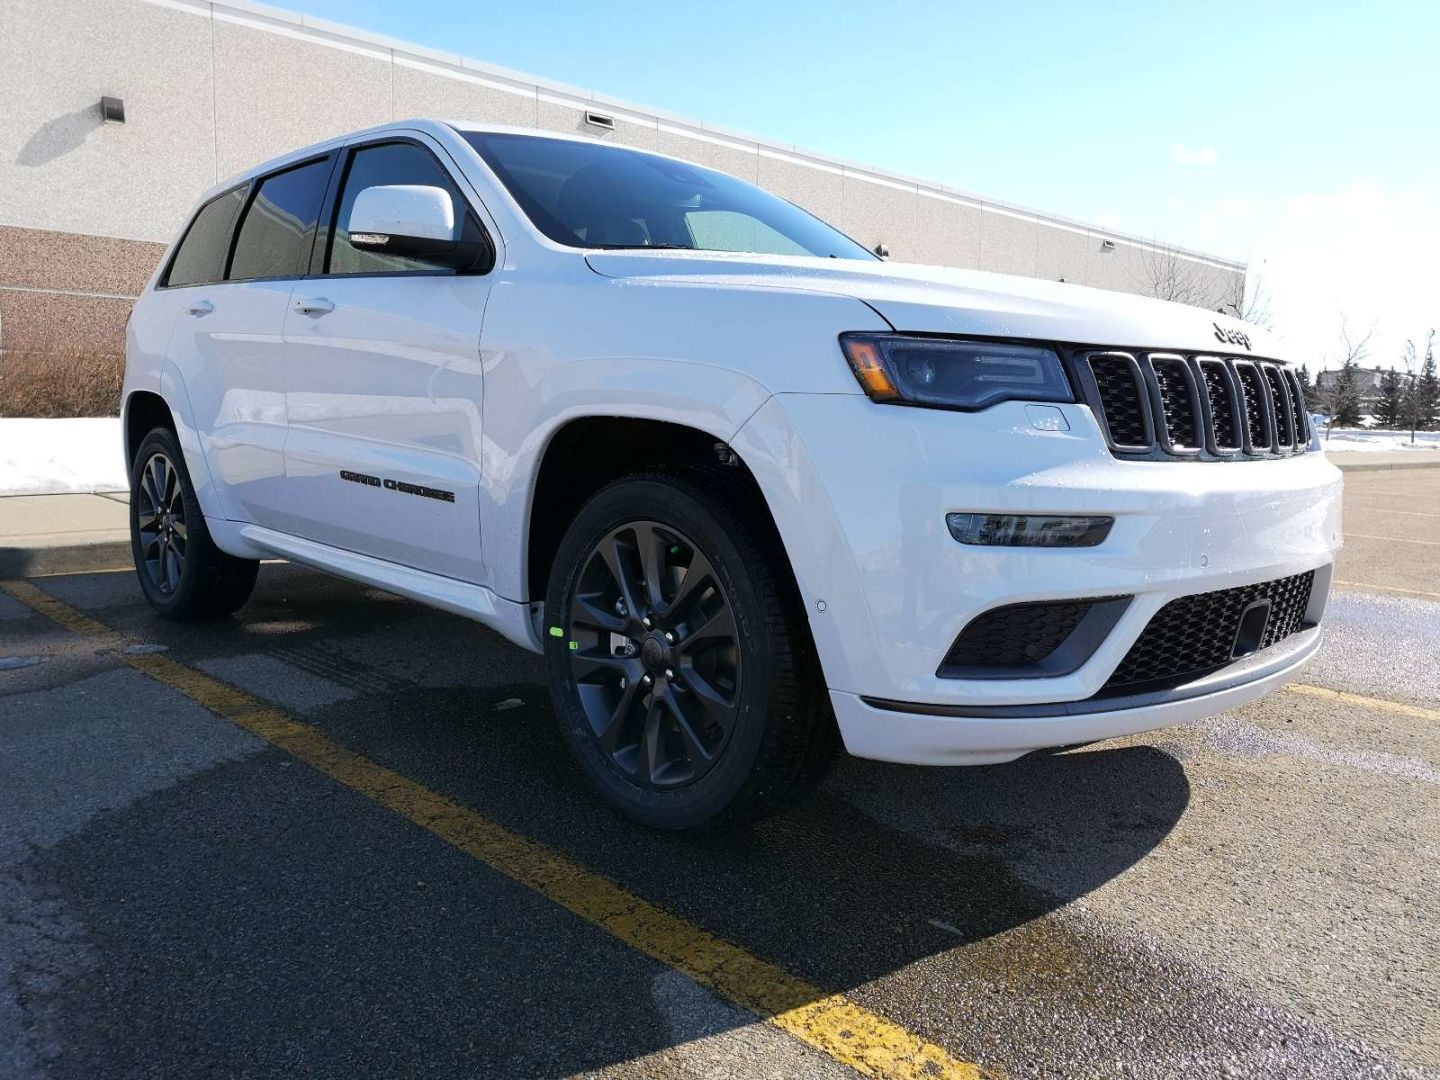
[545,477,779,829]
[130,429,207,617]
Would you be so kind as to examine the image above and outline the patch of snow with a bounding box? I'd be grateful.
[0,417,127,496]
[1319,426,1440,453]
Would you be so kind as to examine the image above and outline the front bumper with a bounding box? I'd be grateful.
[731,392,1343,764]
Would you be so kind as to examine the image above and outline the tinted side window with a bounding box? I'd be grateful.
[328,143,464,275]
[227,159,331,282]
[165,189,244,288]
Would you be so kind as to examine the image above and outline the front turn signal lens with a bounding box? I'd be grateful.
[946,512,1113,548]
[840,337,901,400]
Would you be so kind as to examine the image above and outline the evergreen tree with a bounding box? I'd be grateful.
[1415,350,1439,433]
[1376,367,1404,429]
[1399,331,1438,439]
[1330,359,1364,428]
[1297,364,1314,394]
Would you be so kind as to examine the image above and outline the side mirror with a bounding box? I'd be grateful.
[346,184,484,269]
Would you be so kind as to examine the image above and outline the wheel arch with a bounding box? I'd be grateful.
[523,415,793,608]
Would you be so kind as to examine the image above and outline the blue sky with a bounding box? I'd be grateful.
[285,0,1438,368]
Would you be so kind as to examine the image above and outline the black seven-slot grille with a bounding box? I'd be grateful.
[1103,571,1316,691]
[1076,350,1310,461]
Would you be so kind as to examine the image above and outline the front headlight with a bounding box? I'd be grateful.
[840,333,1072,410]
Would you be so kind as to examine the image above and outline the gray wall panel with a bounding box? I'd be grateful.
[212,19,391,181]
[0,0,214,243]
[757,154,846,232]
[913,193,982,269]
[978,209,1039,278]
[394,62,538,129]
[842,175,917,261]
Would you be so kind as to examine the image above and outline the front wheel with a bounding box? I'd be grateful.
[544,470,836,830]
[130,427,258,620]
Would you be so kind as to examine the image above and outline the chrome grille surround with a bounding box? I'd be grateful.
[1074,349,1311,462]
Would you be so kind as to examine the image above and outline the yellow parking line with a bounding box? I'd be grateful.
[1287,683,1440,723]
[0,578,985,1080]
[1335,580,1440,600]
[1345,532,1440,547]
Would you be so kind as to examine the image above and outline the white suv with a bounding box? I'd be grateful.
[122,121,1342,828]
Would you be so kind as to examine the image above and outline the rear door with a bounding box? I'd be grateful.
[278,135,492,582]
[165,155,334,528]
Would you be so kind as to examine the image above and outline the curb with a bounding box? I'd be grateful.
[0,539,133,579]
[1330,458,1440,473]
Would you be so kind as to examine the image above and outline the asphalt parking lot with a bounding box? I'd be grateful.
[2,468,1436,1080]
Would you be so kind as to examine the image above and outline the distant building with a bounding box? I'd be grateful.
[1316,367,1412,415]
[1,0,1246,357]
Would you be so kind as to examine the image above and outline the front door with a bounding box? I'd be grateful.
[278,137,490,583]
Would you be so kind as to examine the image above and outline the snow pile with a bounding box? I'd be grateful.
[0,417,127,495]
[1319,427,1440,454]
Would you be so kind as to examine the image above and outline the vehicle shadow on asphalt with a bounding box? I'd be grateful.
[21,569,1193,1076]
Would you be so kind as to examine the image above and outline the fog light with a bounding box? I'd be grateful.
[946,512,1113,548]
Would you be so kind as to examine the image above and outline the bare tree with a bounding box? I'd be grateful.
[1220,272,1273,329]
[1137,239,1217,308]
[1312,316,1375,436]
[1399,329,1438,441]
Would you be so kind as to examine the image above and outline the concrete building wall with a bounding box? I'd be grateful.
[0,0,1245,359]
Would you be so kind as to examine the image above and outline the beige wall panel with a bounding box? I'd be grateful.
[1084,236,1149,294]
[656,131,759,182]
[0,0,215,243]
[394,64,538,128]
[756,154,845,229]
[978,209,1038,278]
[0,227,164,296]
[1035,224,1092,285]
[212,20,391,180]
[912,193,981,269]
[536,101,660,151]
[842,175,917,261]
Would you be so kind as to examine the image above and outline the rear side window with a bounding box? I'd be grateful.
[164,189,244,288]
[327,142,465,275]
[227,158,331,282]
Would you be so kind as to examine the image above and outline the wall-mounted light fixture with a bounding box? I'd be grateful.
[1099,239,1116,252]
[583,110,614,131]
[100,96,125,123]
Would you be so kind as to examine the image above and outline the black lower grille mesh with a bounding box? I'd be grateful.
[944,600,1095,670]
[1104,571,1316,690]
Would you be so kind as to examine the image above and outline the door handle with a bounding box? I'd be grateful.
[184,300,213,317]
[293,296,334,317]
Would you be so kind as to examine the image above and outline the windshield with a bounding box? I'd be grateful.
[461,131,875,261]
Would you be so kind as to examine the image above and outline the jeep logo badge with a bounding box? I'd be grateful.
[1213,322,1252,351]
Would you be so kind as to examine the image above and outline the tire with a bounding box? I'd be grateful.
[544,469,836,830]
[130,427,258,620]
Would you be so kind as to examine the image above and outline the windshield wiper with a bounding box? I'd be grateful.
[591,243,696,250]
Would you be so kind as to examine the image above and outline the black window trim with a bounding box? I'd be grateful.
[310,133,495,281]
[156,184,247,291]
[221,151,339,286]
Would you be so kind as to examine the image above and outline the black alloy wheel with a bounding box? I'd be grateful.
[544,471,838,830]
[135,450,188,596]
[129,426,258,620]
[565,519,741,789]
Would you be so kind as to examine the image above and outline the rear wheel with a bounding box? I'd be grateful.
[130,428,258,620]
[545,470,836,830]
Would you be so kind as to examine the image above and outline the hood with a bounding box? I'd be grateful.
[584,250,1287,361]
